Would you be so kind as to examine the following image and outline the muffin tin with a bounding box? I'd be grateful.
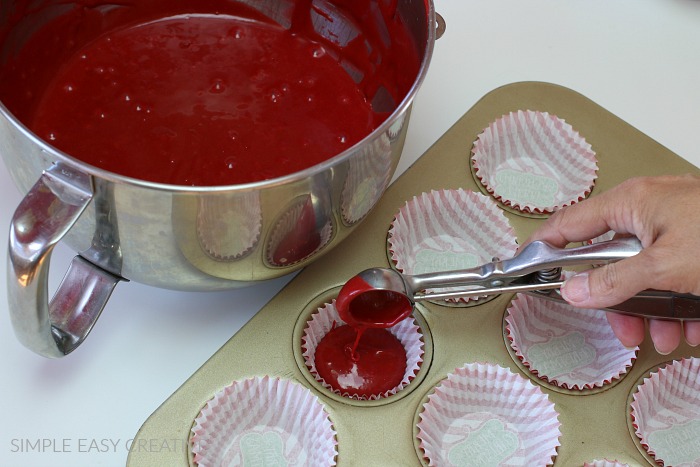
[127,82,700,466]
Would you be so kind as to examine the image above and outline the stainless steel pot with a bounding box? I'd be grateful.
[0,0,441,357]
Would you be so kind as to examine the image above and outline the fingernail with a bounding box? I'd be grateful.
[653,343,672,356]
[562,272,590,304]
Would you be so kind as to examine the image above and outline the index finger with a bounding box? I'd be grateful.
[525,182,638,247]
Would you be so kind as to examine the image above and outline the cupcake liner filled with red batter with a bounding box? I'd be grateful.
[301,300,424,401]
[388,188,518,304]
[505,293,637,391]
[190,376,337,466]
[471,110,598,214]
[416,362,561,466]
[266,195,333,267]
[630,357,700,466]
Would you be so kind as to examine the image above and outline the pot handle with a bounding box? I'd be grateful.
[435,12,446,40]
[7,163,121,358]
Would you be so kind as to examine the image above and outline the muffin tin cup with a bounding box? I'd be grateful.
[629,357,700,466]
[190,375,338,466]
[301,300,424,401]
[471,109,598,215]
[505,293,638,392]
[293,287,434,407]
[415,362,562,466]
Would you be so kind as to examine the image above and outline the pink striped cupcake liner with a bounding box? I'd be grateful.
[340,133,393,225]
[388,189,518,304]
[191,376,337,466]
[583,460,630,467]
[416,362,561,466]
[471,110,598,214]
[630,357,700,466]
[301,300,424,400]
[197,191,262,260]
[505,293,637,390]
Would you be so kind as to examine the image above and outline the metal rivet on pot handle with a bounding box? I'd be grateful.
[7,163,121,358]
[435,12,446,40]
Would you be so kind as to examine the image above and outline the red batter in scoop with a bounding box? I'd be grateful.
[335,275,413,328]
[314,323,406,398]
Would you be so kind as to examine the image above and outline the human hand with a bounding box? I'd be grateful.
[525,174,700,354]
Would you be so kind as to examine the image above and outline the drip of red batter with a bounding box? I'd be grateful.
[314,323,406,398]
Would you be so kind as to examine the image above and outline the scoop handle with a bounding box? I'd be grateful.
[529,288,700,321]
[408,237,643,292]
[500,237,643,277]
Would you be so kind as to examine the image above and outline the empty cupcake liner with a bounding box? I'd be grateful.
[471,110,598,214]
[340,134,393,225]
[301,300,424,400]
[630,357,700,466]
[191,375,337,466]
[197,191,262,260]
[388,113,406,141]
[388,188,518,303]
[266,195,333,267]
[416,362,561,466]
[505,293,637,390]
[583,460,630,467]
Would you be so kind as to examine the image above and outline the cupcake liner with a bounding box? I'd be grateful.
[416,362,561,466]
[301,300,424,400]
[583,460,630,467]
[197,191,262,260]
[388,113,406,141]
[630,357,700,466]
[388,188,518,303]
[505,293,637,390]
[191,376,337,466]
[340,134,393,225]
[471,110,598,214]
[266,195,333,267]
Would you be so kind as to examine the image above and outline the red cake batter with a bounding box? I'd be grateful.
[0,0,421,186]
[29,14,375,186]
[314,323,406,398]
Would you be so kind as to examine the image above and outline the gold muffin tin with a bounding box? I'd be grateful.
[127,82,700,466]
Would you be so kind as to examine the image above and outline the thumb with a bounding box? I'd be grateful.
[560,254,653,309]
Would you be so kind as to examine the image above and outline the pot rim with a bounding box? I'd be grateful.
[0,2,437,194]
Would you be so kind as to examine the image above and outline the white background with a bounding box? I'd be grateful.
[1,1,700,466]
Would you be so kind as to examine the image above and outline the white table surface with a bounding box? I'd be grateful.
[2,1,700,466]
